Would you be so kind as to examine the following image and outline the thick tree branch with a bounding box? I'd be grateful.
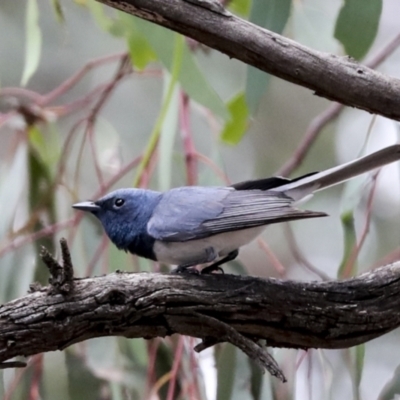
[97,0,400,121]
[1,241,400,380]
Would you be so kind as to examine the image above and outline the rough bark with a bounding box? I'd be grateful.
[96,0,400,121]
[1,240,400,381]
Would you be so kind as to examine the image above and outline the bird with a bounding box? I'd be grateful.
[73,145,400,274]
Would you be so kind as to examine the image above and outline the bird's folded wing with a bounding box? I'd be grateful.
[147,186,326,242]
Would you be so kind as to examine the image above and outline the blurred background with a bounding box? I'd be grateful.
[0,0,400,399]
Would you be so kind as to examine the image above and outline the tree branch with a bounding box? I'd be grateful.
[96,0,400,121]
[2,240,400,380]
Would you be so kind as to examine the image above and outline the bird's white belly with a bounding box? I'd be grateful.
[153,226,265,266]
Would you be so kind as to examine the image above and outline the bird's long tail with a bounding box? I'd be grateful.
[275,145,400,201]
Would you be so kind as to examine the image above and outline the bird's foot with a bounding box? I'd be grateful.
[200,249,239,275]
[171,265,200,275]
[201,265,225,275]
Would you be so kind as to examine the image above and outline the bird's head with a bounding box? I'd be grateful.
[72,188,161,249]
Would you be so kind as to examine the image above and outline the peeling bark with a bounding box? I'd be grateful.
[1,241,400,380]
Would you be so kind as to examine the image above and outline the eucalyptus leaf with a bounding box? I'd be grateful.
[158,73,179,191]
[0,143,28,238]
[133,18,229,120]
[50,0,65,23]
[229,0,251,17]
[246,0,292,113]
[43,352,70,400]
[221,92,249,145]
[337,210,357,278]
[21,0,42,86]
[334,0,382,60]
[355,344,365,391]
[66,351,103,400]
[216,344,237,400]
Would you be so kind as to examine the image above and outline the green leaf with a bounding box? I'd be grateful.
[0,371,4,399]
[28,125,60,175]
[337,211,357,278]
[133,18,229,120]
[231,349,253,400]
[133,34,184,187]
[0,143,28,239]
[158,73,179,191]
[50,0,65,23]
[355,344,365,390]
[221,92,249,145]
[88,2,125,36]
[43,352,69,400]
[127,30,157,70]
[117,12,157,69]
[229,0,251,17]
[249,359,263,400]
[334,0,382,60]
[125,338,149,368]
[66,351,103,400]
[21,0,42,86]
[246,0,292,113]
[216,344,237,400]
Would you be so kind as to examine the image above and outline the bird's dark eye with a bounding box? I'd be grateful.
[114,198,125,208]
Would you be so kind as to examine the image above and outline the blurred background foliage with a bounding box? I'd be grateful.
[0,0,399,399]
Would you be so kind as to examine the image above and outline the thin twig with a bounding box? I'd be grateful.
[284,224,330,281]
[342,171,380,277]
[180,92,198,185]
[190,311,286,382]
[166,337,185,400]
[40,52,127,106]
[277,32,400,177]
[85,55,132,188]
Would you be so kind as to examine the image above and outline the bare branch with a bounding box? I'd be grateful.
[2,240,400,380]
[97,0,400,121]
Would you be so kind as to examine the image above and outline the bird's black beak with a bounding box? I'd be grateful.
[72,201,100,212]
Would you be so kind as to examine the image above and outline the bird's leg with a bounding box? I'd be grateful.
[201,249,239,274]
[171,247,217,275]
[171,265,200,275]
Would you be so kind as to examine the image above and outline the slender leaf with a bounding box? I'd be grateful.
[133,34,184,187]
[158,73,179,191]
[337,211,357,278]
[334,0,382,60]
[355,344,365,393]
[229,0,251,17]
[0,371,4,400]
[66,351,103,400]
[231,349,253,400]
[21,0,42,86]
[88,2,125,36]
[43,352,70,400]
[249,359,263,400]
[0,143,28,238]
[246,0,292,113]
[50,0,65,23]
[133,18,229,120]
[221,92,249,145]
[216,344,237,400]
[127,30,157,70]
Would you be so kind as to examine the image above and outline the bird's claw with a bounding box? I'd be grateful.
[201,265,225,275]
[171,266,200,275]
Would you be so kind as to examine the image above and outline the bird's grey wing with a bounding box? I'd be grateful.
[147,186,326,242]
[147,187,228,241]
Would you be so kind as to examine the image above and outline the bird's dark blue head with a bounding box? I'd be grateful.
[73,188,162,251]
